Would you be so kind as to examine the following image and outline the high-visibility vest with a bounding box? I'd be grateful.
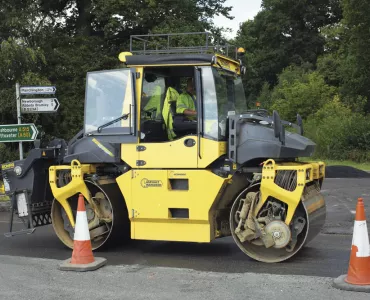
[162,87,179,140]
[176,92,196,112]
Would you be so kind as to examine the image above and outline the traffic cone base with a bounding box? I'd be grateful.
[333,198,370,293]
[59,256,107,272]
[58,194,107,272]
[333,275,370,293]
[345,245,370,285]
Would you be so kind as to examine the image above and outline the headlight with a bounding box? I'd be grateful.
[14,166,22,176]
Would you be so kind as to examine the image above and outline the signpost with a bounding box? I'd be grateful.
[0,124,39,142]
[10,83,59,159]
[21,98,60,113]
[16,82,23,159]
[20,86,56,95]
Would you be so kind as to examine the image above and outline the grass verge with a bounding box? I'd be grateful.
[0,195,9,202]
[299,158,370,171]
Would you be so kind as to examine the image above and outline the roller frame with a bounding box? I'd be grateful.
[228,159,326,262]
[49,159,97,228]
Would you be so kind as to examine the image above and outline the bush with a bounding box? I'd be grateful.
[0,144,19,164]
[304,96,370,161]
[270,66,337,122]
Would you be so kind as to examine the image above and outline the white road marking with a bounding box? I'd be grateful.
[350,210,356,215]
[336,197,355,214]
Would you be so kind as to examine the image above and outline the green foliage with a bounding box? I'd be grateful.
[235,0,342,102]
[234,0,370,163]
[257,82,272,109]
[0,143,19,163]
[316,53,342,87]
[340,0,370,111]
[304,97,370,162]
[269,66,336,121]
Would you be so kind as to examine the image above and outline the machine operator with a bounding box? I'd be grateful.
[176,77,197,120]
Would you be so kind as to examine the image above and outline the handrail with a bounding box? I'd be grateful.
[129,32,239,59]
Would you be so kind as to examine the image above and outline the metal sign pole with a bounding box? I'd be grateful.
[16,82,23,160]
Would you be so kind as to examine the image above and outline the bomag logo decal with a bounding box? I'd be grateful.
[141,178,163,188]
[1,162,14,170]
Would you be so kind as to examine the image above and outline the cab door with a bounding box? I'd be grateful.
[136,66,199,169]
[137,136,198,168]
[127,66,209,241]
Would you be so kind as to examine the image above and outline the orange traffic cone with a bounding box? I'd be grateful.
[59,194,107,271]
[333,197,370,292]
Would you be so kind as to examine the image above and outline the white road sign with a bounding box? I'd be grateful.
[21,98,60,113]
[20,86,56,95]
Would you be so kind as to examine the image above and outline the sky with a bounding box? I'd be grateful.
[212,0,262,38]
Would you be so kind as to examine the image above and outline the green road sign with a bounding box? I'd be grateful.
[0,124,39,142]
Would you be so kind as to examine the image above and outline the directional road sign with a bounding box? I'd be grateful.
[0,124,38,142]
[20,86,56,95]
[21,98,60,113]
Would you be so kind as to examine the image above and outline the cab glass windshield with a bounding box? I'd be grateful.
[201,66,247,140]
[84,69,133,133]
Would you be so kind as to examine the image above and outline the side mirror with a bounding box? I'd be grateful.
[280,124,286,145]
[273,110,285,145]
[297,114,303,135]
[273,110,281,138]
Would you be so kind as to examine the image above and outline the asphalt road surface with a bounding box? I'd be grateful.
[0,178,369,279]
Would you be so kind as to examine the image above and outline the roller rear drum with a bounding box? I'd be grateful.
[51,180,130,250]
[230,182,325,263]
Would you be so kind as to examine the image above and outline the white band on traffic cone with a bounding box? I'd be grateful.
[73,211,91,241]
[352,220,370,257]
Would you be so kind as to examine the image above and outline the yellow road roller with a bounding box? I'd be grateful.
[0,32,325,263]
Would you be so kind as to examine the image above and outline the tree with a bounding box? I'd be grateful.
[338,0,370,112]
[269,65,337,121]
[235,0,342,102]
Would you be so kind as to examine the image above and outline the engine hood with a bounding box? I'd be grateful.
[227,110,316,165]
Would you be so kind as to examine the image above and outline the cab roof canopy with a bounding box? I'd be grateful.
[121,32,244,67]
[125,53,215,67]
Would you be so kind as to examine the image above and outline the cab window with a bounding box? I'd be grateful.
[200,66,247,141]
[139,66,197,143]
[84,69,134,134]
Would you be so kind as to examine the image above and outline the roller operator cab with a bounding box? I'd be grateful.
[0,33,326,263]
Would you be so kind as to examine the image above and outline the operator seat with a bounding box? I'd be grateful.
[141,86,168,142]
[162,87,198,141]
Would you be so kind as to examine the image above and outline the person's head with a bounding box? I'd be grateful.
[166,77,175,88]
[186,77,194,94]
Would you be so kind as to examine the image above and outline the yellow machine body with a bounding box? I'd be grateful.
[48,157,325,244]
